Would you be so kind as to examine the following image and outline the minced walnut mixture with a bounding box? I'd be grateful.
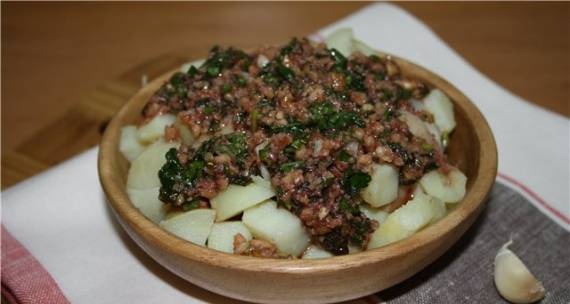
[144,38,451,255]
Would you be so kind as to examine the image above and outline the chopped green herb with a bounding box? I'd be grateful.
[280,161,304,173]
[268,121,307,137]
[187,66,199,77]
[261,71,281,87]
[346,72,366,92]
[181,199,200,211]
[383,108,396,121]
[381,88,394,101]
[280,38,300,56]
[202,46,248,78]
[276,64,295,82]
[284,137,306,159]
[258,144,270,162]
[329,48,347,70]
[169,72,185,87]
[158,148,205,204]
[169,72,188,98]
[379,129,391,139]
[250,109,261,131]
[215,133,248,162]
[350,218,372,246]
[207,65,220,77]
[235,75,247,87]
[221,83,232,94]
[343,169,371,196]
[399,87,412,100]
[203,104,216,115]
[228,174,252,186]
[310,102,365,132]
[339,198,359,214]
[338,150,351,162]
[369,55,382,63]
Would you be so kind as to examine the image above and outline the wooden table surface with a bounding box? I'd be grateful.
[2,2,568,189]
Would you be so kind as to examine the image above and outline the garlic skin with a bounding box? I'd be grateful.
[494,240,545,304]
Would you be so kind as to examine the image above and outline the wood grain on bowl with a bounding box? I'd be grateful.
[98,54,497,303]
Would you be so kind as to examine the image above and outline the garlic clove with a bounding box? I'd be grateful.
[494,240,545,304]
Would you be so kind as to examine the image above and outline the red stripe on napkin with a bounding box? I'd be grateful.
[1,226,69,304]
[497,173,570,225]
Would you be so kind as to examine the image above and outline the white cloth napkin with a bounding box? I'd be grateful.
[2,3,569,303]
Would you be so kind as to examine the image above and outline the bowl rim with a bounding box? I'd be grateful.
[98,52,497,274]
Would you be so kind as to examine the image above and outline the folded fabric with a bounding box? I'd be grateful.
[2,3,569,303]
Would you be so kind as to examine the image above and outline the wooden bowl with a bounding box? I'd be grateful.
[98,54,497,303]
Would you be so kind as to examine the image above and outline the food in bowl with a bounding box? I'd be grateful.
[119,29,467,258]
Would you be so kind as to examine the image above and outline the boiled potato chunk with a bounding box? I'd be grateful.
[361,164,399,207]
[119,125,146,162]
[352,38,379,56]
[423,89,456,133]
[302,245,333,259]
[137,114,177,144]
[179,59,205,73]
[127,140,179,189]
[413,186,447,223]
[360,205,389,225]
[207,221,252,254]
[419,167,467,203]
[425,123,443,148]
[325,28,354,57]
[127,187,167,223]
[242,200,310,257]
[368,192,434,249]
[159,209,216,246]
[399,111,437,146]
[251,175,272,190]
[175,118,195,146]
[429,196,447,223]
[210,183,275,221]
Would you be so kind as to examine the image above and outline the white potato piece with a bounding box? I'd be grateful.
[325,28,354,57]
[368,192,435,249]
[423,89,456,133]
[127,187,167,223]
[160,209,216,246]
[302,245,333,259]
[137,114,177,144]
[207,221,252,254]
[127,140,179,189]
[361,164,399,207]
[119,125,146,162]
[413,186,447,223]
[399,111,438,146]
[210,183,275,221]
[425,123,443,148]
[419,167,467,203]
[428,195,447,223]
[175,118,195,146]
[242,200,310,257]
[411,99,426,112]
[251,175,272,190]
[179,58,205,73]
[352,38,379,56]
[360,205,389,225]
